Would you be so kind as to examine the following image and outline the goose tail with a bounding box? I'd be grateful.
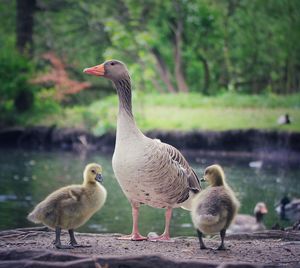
[180,190,198,211]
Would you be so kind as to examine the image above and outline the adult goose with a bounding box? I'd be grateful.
[276,196,300,222]
[227,202,268,234]
[84,60,201,241]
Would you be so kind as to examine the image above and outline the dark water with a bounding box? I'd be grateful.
[0,149,299,236]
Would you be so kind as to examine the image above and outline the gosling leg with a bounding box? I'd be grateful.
[217,229,226,250]
[54,227,74,249]
[68,229,91,248]
[196,229,207,249]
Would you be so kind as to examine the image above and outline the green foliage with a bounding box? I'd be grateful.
[1,0,300,130]
[32,0,299,94]
[0,42,61,126]
[0,46,35,125]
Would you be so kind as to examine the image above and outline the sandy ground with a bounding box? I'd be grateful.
[0,227,299,267]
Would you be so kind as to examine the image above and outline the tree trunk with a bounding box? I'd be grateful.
[173,20,189,93]
[150,48,177,93]
[222,0,239,92]
[223,24,234,91]
[198,55,210,94]
[16,0,36,56]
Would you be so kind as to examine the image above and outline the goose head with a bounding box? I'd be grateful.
[83,60,129,82]
[203,164,225,186]
[83,163,103,184]
[254,202,268,222]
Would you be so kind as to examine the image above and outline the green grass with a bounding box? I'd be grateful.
[137,92,300,109]
[138,106,300,131]
[33,92,300,134]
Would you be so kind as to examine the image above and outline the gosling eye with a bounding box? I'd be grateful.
[91,169,96,174]
[110,62,115,66]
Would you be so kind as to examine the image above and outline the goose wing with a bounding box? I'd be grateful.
[162,142,201,194]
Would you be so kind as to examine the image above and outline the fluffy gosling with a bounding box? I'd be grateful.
[191,164,239,250]
[27,163,107,249]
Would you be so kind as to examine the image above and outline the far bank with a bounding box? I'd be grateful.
[0,127,299,162]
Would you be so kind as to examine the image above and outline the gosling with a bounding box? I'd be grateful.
[27,163,107,249]
[191,164,239,250]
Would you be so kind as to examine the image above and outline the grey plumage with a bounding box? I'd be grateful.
[227,202,268,234]
[83,59,201,240]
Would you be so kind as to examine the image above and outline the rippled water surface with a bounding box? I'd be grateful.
[0,149,299,236]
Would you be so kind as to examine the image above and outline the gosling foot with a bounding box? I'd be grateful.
[217,244,227,250]
[55,242,74,249]
[68,229,91,247]
[70,242,92,248]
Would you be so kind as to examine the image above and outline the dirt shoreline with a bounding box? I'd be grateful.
[0,227,299,267]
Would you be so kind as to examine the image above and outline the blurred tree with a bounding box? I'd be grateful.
[2,0,300,101]
[31,52,91,100]
[16,0,36,56]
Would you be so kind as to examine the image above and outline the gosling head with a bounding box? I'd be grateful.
[83,60,129,82]
[83,163,103,185]
[202,164,226,187]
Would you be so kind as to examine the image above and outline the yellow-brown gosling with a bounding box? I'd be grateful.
[191,164,240,250]
[27,163,107,249]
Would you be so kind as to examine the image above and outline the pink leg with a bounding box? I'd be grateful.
[148,207,172,241]
[117,202,147,241]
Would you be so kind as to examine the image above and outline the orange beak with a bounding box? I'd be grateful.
[83,64,105,76]
[260,206,268,214]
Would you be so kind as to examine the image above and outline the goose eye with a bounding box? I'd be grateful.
[110,62,115,66]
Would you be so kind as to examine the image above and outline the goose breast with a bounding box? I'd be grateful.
[112,137,193,208]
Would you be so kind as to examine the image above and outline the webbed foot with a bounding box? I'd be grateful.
[217,243,227,250]
[71,242,92,248]
[55,242,74,249]
[117,233,147,241]
[148,233,172,242]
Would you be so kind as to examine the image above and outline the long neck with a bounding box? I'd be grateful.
[113,75,133,118]
[112,75,143,140]
[255,212,264,223]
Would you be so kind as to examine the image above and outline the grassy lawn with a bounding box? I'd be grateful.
[138,106,300,131]
[35,92,300,134]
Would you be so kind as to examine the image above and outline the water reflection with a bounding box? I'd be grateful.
[0,148,299,236]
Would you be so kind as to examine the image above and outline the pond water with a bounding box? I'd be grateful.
[0,148,299,236]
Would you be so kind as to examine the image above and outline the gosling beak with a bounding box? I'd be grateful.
[95,173,103,183]
[83,64,105,76]
[200,177,206,182]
